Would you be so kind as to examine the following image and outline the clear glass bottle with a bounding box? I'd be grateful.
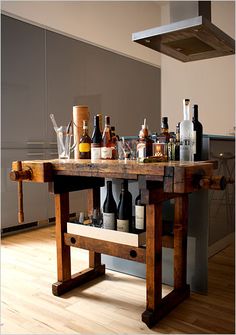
[91,115,102,160]
[79,120,91,159]
[192,104,203,161]
[180,99,194,162]
[102,180,117,230]
[101,116,113,160]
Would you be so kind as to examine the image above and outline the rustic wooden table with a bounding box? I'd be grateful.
[11,159,218,328]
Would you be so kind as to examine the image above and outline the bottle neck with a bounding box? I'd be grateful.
[192,105,198,121]
[94,116,100,129]
[183,100,190,121]
[107,181,112,195]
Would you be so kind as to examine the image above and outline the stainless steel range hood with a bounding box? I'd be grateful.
[132,1,235,62]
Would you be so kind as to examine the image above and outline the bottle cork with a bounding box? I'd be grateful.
[73,105,89,159]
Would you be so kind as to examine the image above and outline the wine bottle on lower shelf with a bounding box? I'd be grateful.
[117,180,132,232]
[135,192,146,233]
[102,180,117,230]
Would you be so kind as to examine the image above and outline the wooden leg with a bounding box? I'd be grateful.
[142,203,162,327]
[174,195,189,289]
[142,195,190,328]
[52,191,105,296]
[87,188,104,270]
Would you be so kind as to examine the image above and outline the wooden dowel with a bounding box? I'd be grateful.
[16,161,24,223]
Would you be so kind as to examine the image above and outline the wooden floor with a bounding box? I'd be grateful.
[1,226,235,334]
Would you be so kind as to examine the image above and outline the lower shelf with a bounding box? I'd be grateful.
[67,222,146,247]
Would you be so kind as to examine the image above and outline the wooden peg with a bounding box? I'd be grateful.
[16,161,24,223]
[199,175,231,190]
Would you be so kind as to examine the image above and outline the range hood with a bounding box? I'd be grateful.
[132,1,235,62]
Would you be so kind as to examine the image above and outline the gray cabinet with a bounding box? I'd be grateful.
[203,135,235,247]
[1,15,45,148]
[1,14,161,230]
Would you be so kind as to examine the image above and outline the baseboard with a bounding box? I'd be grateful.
[208,232,235,258]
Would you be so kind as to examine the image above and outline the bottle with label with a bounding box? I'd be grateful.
[160,116,170,143]
[175,123,180,161]
[91,115,102,160]
[79,120,91,159]
[102,180,117,230]
[117,180,132,232]
[180,99,194,162]
[137,118,153,162]
[101,116,113,160]
[192,104,203,161]
[135,192,146,233]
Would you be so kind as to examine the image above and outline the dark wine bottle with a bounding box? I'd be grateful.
[103,180,117,230]
[175,123,180,161]
[135,192,146,232]
[91,115,102,160]
[117,180,132,232]
[192,105,203,161]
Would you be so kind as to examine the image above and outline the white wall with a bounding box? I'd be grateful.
[2,0,235,135]
[1,1,162,67]
[160,1,235,135]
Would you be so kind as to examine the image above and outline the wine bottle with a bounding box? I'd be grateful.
[101,116,113,160]
[79,120,91,159]
[180,99,194,162]
[192,104,203,161]
[160,116,170,143]
[117,180,132,232]
[135,192,146,232]
[137,118,153,162]
[91,115,102,160]
[103,180,117,230]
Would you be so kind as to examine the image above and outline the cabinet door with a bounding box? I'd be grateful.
[1,149,48,229]
[208,139,235,245]
[46,30,87,142]
[1,15,45,147]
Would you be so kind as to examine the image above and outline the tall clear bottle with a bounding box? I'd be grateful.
[103,180,117,230]
[117,180,132,232]
[192,104,203,161]
[180,99,194,162]
[91,115,102,160]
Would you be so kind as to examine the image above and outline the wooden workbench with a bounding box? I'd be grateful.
[11,159,217,328]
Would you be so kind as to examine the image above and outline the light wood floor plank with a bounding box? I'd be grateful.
[1,226,235,334]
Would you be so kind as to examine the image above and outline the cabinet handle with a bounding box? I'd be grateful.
[27,152,44,156]
[26,142,45,145]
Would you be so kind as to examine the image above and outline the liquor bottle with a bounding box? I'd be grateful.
[175,123,180,161]
[167,137,175,160]
[180,99,194,162]
[111,126,119,159]
[79,120,91,159]
[192,104,203,161]
[91,115,102,160]
[101,116,113,160]
[137,118,153,162]
[117,180,132,232]
[103,180,117,230]
[160,117,170,143]
[135,192,146,232]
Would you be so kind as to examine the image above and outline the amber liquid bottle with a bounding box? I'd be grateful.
[137,118,153,162]
[79,120,91,159]
[160,116,170,143]
[101,116,113,160]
